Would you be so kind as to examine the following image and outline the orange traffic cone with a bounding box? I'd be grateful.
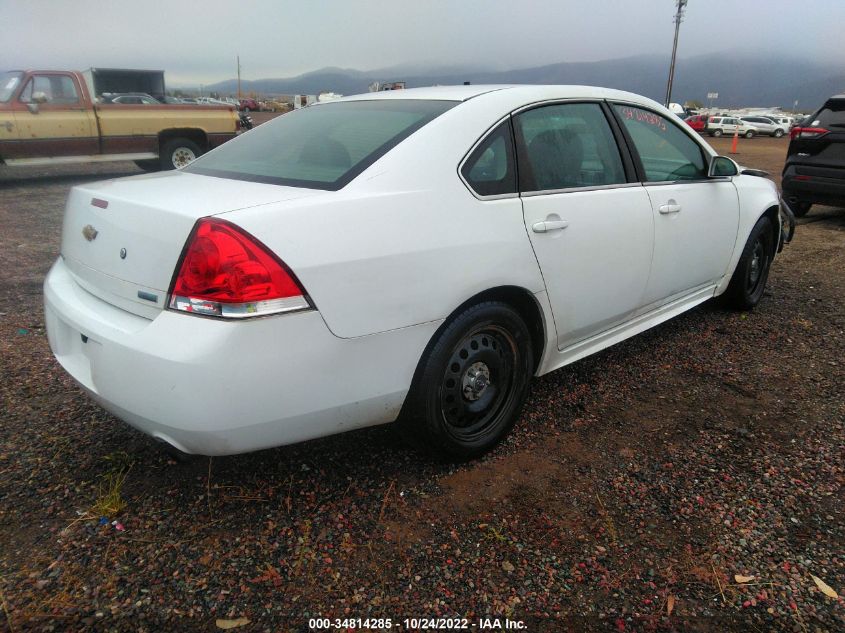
[730,127,739,154]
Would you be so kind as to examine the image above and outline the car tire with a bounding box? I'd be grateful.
[774,129,785,138]
[745,130,755,138]
[134,159,160,172]
[400,301,534,459]
[791,201,812,217]
[160,137,202,170]
[712,129,723,137]
[723,215,774,310]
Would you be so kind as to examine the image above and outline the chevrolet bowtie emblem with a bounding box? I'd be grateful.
[82,224,99,241]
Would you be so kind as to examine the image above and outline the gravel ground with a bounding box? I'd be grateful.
[0,137,843,632]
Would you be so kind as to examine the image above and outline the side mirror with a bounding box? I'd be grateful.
[32,91,48,104]
[26,103,39,114]
[709,155,738,178]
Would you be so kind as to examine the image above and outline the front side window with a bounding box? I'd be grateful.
[514,102,626,192]
[460,119,516,196]
[186,99,456,190]
[18,74,79,105]
[613,104,707,182]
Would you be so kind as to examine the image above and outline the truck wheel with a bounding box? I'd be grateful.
[134,159,159,172]
[160,138,202,170]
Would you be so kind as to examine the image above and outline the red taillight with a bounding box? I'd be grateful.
[169,218,310,318]
[790,126,829,140]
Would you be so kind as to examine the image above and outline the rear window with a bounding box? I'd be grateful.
[813,100,845,128]
[186,99,457,190]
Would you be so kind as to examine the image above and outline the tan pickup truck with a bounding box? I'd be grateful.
[0,70,240,170]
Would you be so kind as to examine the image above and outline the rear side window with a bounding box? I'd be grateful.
[461,120,516,196]
[613,104,707,182]
[813,100,845,127]
[514,102,626,192]
[186,100,456,190]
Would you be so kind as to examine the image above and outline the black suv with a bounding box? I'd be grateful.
[782,95,845,217]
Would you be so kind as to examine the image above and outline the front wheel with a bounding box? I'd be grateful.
[712,129,723,137]
[722,215,774,310]
[745,130,755,138]
[160,137,202,170]
[400,302,533,459]
[774,128,785,138]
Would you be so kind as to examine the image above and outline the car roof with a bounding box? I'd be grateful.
[337,84,666,106]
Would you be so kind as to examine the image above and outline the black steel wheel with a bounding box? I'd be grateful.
[723,215,774,310]
[400,302,533,459]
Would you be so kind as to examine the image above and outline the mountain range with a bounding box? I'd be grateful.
[202,52,845,111]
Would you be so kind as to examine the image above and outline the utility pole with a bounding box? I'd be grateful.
[664,0,688,108]
[237,55,242,99]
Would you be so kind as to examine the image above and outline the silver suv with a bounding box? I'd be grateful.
[707,116,759,138]
[740,116,788,138]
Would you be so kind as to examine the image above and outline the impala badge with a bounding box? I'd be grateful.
[82,225,99,241]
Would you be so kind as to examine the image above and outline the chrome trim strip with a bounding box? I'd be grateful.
[521,182,642,198]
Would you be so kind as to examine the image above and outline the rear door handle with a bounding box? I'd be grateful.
[532,219,569,233]
[658,202,682,214]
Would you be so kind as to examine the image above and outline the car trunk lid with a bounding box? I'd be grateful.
[60,170,322,318]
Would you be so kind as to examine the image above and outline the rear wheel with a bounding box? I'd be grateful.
[400,302,533,459]
[160,137,202,170]
[712,129,723,137]
[791,201,812,217]
[723,215,774,310]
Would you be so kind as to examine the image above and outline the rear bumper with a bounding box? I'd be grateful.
[44,257,437,455]
[782,165,845,206]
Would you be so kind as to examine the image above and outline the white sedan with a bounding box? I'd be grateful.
[44,85,792,458]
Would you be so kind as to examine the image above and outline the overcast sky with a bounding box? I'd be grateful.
[2,0,843,86]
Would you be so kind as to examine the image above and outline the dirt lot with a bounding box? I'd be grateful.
[0,136,843,632]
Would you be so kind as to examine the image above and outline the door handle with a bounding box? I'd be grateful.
[658,202,682,214]
[532,219,569,233]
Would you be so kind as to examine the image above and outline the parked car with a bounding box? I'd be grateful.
[684,114,709,132]
[239,98,259,112]
[0,70,239,170]
[769,115,795,130]
[707,116,759,138]
[740,116,788,137]
[782,95,845,216]
[43,85,790,459]
[107,93,160,105]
